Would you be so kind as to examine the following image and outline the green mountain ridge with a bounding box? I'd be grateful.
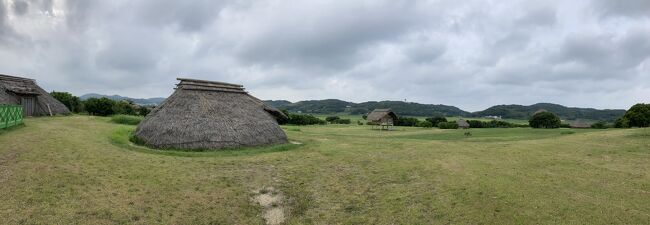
[265,100,626,121]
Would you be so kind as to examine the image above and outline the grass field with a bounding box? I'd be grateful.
[312,113,530,125]
[1,116,649,224]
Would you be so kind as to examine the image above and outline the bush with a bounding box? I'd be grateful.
[417,121,433,128]
[590,121,608,129]
[286,114,326,125]
[334,118,351,124]
[357,120,363,125]
[466,120,519,128]
[51,91,82,113]
[425,116,447,127]
[326,116,340,123]
[438,121,459,129]
[395,117,420,126]
[529,112,561,129]
[84,97,115,116]
[111,115,144,125]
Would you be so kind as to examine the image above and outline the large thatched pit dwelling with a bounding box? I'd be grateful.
[0,74,70,116]
[134,78,288,150]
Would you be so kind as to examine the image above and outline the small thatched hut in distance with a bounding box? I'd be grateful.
[0,74,70,116]
[457,119,470,129]
[367,108,398,130]
[134,78,288,150]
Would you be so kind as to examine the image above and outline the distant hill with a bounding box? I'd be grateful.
[80,93,165,106]
[472,103,626,121]
[264,99,471,117]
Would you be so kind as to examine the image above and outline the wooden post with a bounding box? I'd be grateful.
[47,104,53,116]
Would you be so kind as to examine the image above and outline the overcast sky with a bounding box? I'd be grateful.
[0,0,648,111]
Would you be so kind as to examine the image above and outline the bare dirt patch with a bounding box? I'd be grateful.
[252,187,286,225]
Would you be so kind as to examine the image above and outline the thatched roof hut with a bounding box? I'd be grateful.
[134,78,288,150]
[0,74,70,116]
[457,119,470,129]
[367,109,398,125]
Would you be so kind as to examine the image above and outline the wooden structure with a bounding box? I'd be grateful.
[367,108,398,130]
[457,119,470,129]
[134,78,288,150]
[0,74,69,117]
[0,105,23,129]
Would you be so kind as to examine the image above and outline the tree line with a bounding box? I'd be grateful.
[51,92,151,117]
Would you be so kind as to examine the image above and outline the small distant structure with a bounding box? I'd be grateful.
[457,119,470,129]
[0,74,70,117]
[367,108,398,130]
[569,120,592,129]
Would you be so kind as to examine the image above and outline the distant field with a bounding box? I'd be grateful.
[1,116,649,224]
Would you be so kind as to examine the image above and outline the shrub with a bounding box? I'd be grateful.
[111,114,144,125]
[529,111,561,129]
[590,121,608,129]
[438,121,459,129]
[395,117,420,126]
[326,116,341,123]
[357,120,363,125]
[465,119,520,128]
[425,116,447,127]
[417,121,433,128]
[84,97,115,116]
[287,114,326,125]
[335,119,351,124]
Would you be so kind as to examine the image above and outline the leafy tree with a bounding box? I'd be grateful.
[51,91,82,113]
[529,111,561,129]
[425,116,447,127]
[138,106,152,116]
[620,103,650,127]
[614,117,629,128]
[84,97,115,116]
[112,100,137,115]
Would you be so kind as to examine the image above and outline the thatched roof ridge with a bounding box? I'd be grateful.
[367,108,398,122]
[457,119,470,127]
[135,78,288,150]
[0,74,70,116]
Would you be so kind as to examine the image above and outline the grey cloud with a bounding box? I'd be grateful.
[13,0,28,15]
[0,0,648,111]
[594,0,650,18]
[135,0,225,32]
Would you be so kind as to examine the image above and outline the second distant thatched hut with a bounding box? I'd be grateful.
[367,108,398,130]
[134,78,288,150]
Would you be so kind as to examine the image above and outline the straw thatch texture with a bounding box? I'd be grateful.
[134,78,288,150]
[0,74,70,116]
[457,119,470,128]
[367,109,398,125]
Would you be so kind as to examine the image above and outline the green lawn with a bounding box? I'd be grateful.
[1,116,649,224]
